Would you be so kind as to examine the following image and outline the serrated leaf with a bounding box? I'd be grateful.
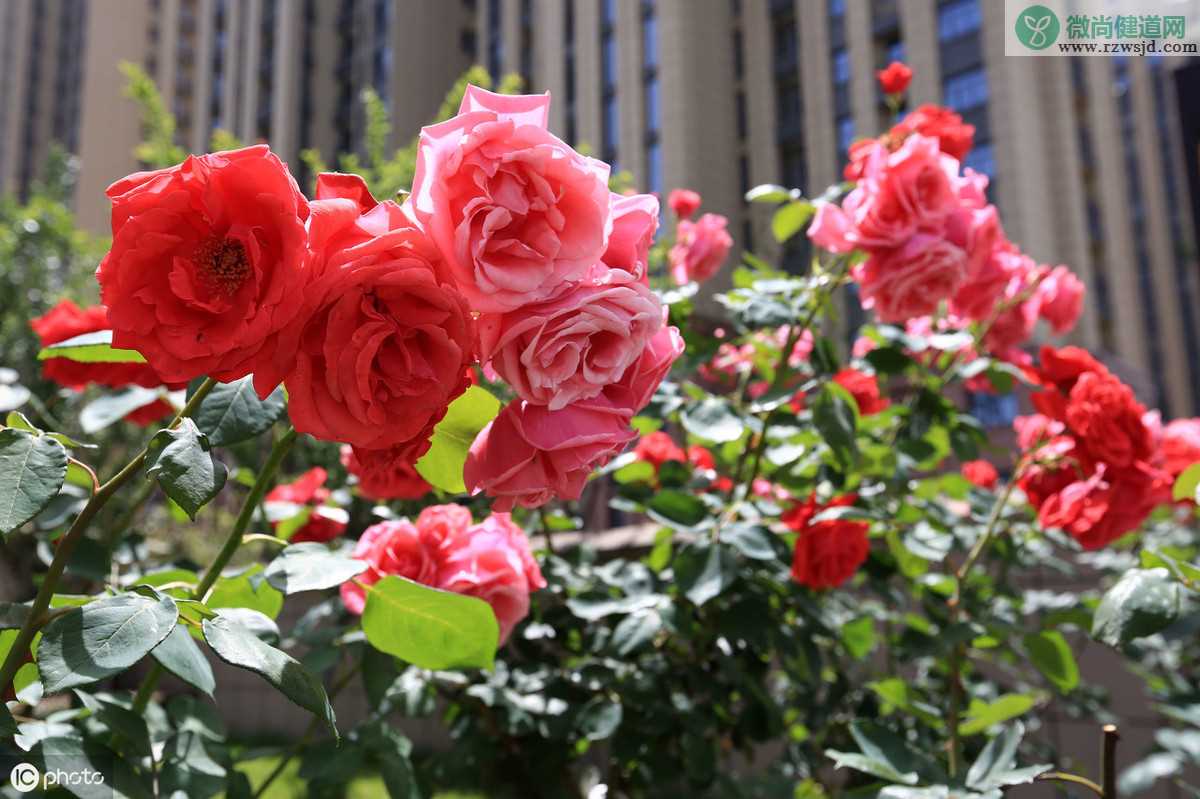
[362,576,499,671]
[37,330,148,363]
[1092,568,1183,646]
[192,376,286,446]
[37,592,178,693]
[415,386,501,493]
[263,543,368,594]
[202,615,337,736]
[145,418,227,520]
[0,428,68,535]
[152,624,216,696]
[681,398,745,443]
[1023,630,1078,693]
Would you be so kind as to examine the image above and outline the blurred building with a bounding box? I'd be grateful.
[1,0,1199,414]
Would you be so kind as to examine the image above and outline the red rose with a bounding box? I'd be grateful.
[1063,371,1154,469]
[891,105,975,162]
[340,444,432,501]
[264,467,347,544]
[284,199,474,449]
[832,368,890,416]
[876,61,913,95]
[634,431,686,470]
[1162,419,1200,478]
[97,146,310,393]
[786,494,870,589]
[687,445,716,471]
[31,300,180,390]
[855,234,968,323]
[668,189,702,220]
[124,398,176,427]
[961,460,999,489]
[1037,464,1163,550]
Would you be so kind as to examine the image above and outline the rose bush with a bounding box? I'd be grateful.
[0,66,1197,799]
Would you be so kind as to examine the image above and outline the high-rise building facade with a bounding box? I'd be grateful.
[2,0,1198,415]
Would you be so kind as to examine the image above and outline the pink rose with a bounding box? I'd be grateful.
[436,513,545,643]
[341,520,439,614]
[1036,265,1085,334]
[598,193,659,284]
[605,324,685,414]
[856,234,968,323]
[479,278,663,410]
[944,205,1002,282]
[808,202,855,254]
[415,504,474,549]
[465,395,636,511]
[983,265,1042,353]
[846,135,958,249]
[668,189,702,219]
[950,243,1020,322]
[669,213,733,285]
[410,85,612,312]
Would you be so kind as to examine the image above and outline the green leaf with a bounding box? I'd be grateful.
[415,386,501,493]
[0,428,68,535]
[812,382,859,468]
[966,722,1051,791]
[0,603,30,630]
[37,330,148,363]
[611,610,662,655]
[145,418,227,520]
[0,701,15,736]
[675,543,736,606]
[37,592,178,693]
[362,575,499,671]
[1173,462,1200,503]
[192,376,286,446]
[842,616,877,660]
[159,728,229,798]
[79,387,165,434]
[263,543,368,594]
[1023,630,1078,693]
[206,564,284,619]
[724,523,779,560]
[613,460,656,485]
[959,694,1037,736]
[202,615,337,736]
[577,698,623,741]
[826,721,940,785]
[772,200,815,243]
[37,735,153,798]
[647,490,709,529]
[681,397,745,443]
[745,184,797,204]
[152,624,216,697]
[1092,568,1183,646]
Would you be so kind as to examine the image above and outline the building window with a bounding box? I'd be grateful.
[520,0,533,87]
[564,0,577,144]
[487,0,502,79]
[938,0,983,41]
[969,392,1018,429]
[886,40,905,64]
[832,48,851,84]
[601,0,618,165]
[837,116,855,155]
[963,142,994,177]
[943,67,988,111]
[642,1,660,193]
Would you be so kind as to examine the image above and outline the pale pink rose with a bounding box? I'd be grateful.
[436,515,544,643]
[852,336,878,358]
[464,395,636,511]
[341,520,439,615]
[668,188,702,219]
[846,134,959,249]
[856,234,968,323]
[808,202,855,253]
[1013,413,1066,451]
[1036,265,1085,334]
[479,278,663,410]
[599,193,659,284]
[669,213,733,285]
[605,324,685,413]
[1163,418,1200,477]
[415,504,474,549]
[410,85,612,312]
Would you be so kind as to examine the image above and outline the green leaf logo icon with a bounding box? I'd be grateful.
[1015,5,1061,50]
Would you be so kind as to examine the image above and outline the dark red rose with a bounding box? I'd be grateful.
[97,145,311,394]
[786,493,870,590]
[1064,371,1154,469]
[833,368,890,416]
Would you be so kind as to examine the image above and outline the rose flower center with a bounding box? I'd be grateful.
[195,236,250,295]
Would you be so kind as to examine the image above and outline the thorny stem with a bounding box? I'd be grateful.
[0,378,219,700]
[132,426,299,713]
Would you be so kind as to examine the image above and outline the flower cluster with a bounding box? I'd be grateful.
[94,87,685,508]
[808,96,1084,363]
[340,505,546,643]
[1016,346,1172,550]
